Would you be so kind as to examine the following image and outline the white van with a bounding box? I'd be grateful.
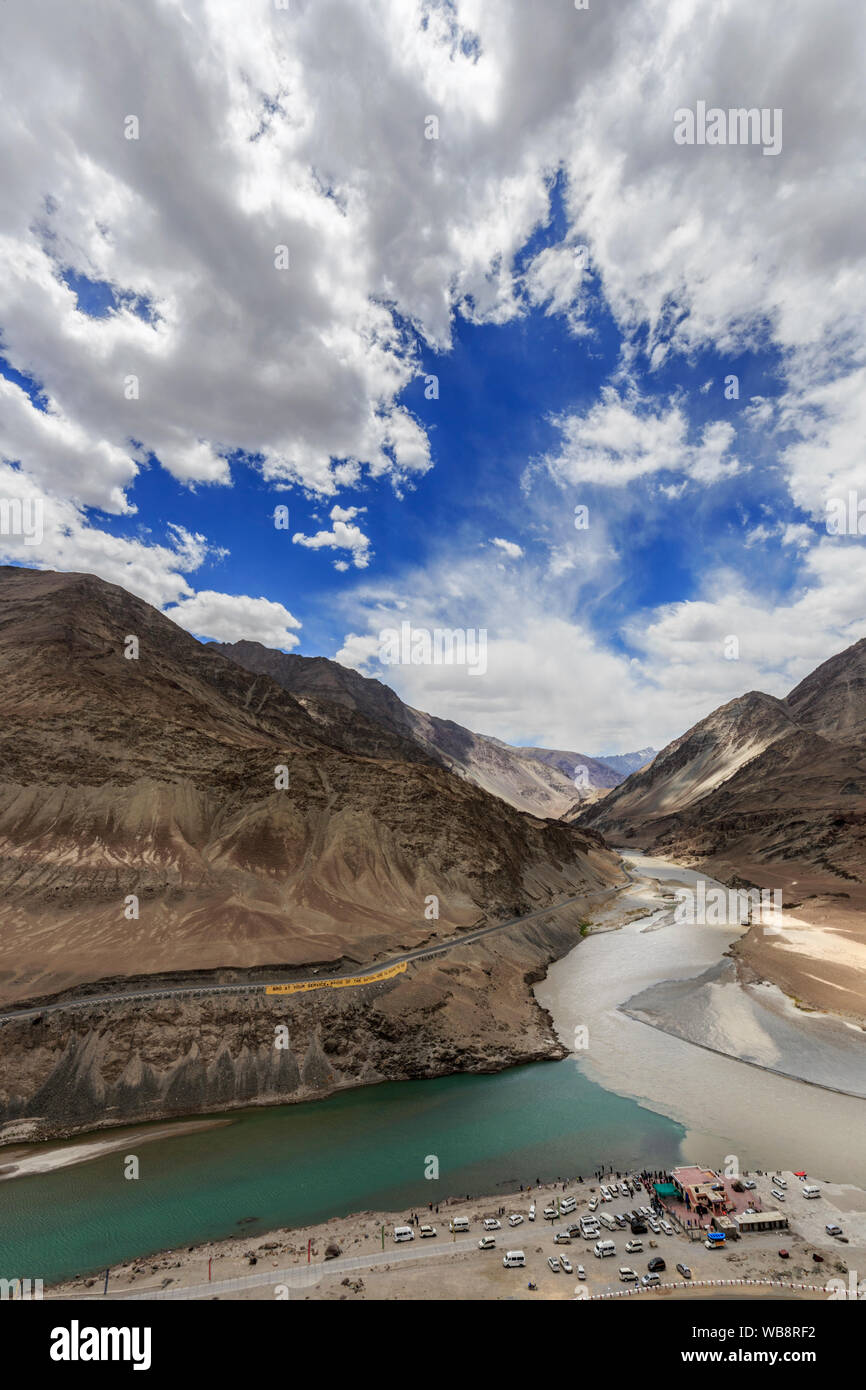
[450,1216,470,1232]
[393,1226,415,1242]
[502,1250,526,1267]
[774,1176,788,1188]
[600,1213,617,1231]
[560,1197,577,1215]
[528,1203,535,1222]
[771,1189,786,1203]
[594,1240,616,1258]
[618,1266,638,1282]
[802,1185,821,1199]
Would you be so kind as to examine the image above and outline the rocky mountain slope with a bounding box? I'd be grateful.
[0,566,623,1137]
[578,640,866,1017]
[212,639,653,817]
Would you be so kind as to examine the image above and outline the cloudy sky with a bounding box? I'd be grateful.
[1,0,864,754]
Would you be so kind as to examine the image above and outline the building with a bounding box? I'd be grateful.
[670,1166,728,1213]
[734,1210,788,1234]
[711,1213,740,1241]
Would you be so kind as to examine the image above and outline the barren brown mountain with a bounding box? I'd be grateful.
[579,640,866,1018]
[211,639,632,817]
[0,566,622,1138]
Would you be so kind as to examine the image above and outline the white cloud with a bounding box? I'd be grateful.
[542,388,740,489]
[490,537,524,559]
[1,0,864,753]
[331,530,866,752]
[164,590,301,649]
[292,504,372,569]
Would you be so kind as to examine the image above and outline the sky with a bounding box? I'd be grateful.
[1,0,865,755]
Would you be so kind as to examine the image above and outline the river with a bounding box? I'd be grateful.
[1,851,863,1284]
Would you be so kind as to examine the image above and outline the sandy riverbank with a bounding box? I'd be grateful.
[46,1170,858,1301]
[0,1118,232,1181]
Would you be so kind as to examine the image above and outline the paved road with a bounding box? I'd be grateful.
[49,1236,482,1301]
[0,872,635,1026]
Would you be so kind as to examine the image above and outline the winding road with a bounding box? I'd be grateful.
[0,873,633,1026]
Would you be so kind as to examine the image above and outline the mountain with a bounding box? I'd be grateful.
[578,640,866,1017]
[579,643,866,879]
[0,566,621,1139]
[211,640,645,816]
[591,747,657,777]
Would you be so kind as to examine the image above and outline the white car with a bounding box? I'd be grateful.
[576,1264,586,1280]
[625,1240,643,1253]
[588,1198,598,1212]
[483,1218,501,1231]
[660,1221,674,1235]
[508,1213,524,1227]
[419,1225,437,1238]
[528,1204,535,1222]
[543,1205,558,1220]
[619,1267,638,1282]
[648,1219,661,1234]
[548,1257,561,1273]
[826,1224,844,1237]
[478,1236,496,1250]
[560,1256,573,1274]
[742,1180,757,1190]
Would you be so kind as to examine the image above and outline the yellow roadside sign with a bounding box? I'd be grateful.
[265,960,407,996]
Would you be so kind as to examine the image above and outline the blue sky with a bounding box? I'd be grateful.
[1,0,864,753]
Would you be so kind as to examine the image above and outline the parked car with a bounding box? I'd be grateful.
[553,1231,572,1244]
[742,1180,757,1190]
[478,1236,496,1250]
[483,1218,501,1231]
[548,1256,561,1273]
[625,1239,643,1253]
[648,1257,666,1272]
[419,1225,437,1238]
[528,1204,535,1222]
[576,1264,586,1280]
[619,1267,638,1282]
[676,1263,692,1279]
[508,1213,524,1227]
[826,1224,844,1237]
[812,1253,825,1263]
[560,1256,573,1274]
[778,1249,790,1259]
[630,1222,648,1235]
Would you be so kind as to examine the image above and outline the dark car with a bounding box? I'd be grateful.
[630,1222,648,1235]
[778,1249,790,1259]
[648,1257,666,1272]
